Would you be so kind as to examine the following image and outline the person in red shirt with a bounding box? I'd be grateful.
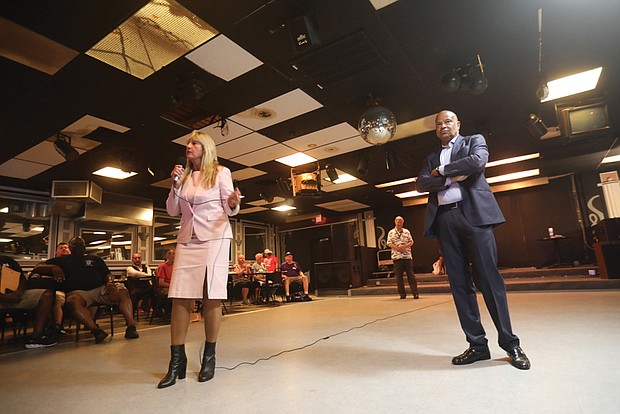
[262,249,278,272]
[155,249,175,295]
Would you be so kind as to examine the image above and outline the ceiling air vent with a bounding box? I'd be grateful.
[290,31,387,87]
[51,180,102,204]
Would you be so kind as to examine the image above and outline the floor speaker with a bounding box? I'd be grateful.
[315,261,352,289]
[594,242,620,279]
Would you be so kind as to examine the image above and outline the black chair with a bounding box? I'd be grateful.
[149,277,172,324]
[71,304,115,342]
[0,309,32,343]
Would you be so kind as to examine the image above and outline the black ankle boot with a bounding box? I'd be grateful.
[158,344,187,389]
[198,341,216,382]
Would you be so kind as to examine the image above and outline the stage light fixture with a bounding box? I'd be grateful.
[357,157,369,175]
[325,164,339,182]
[385,150,397,170]
[54,133,79,162]
[441,55,488,95]
[526,114,548,138]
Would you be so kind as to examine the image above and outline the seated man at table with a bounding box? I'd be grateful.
[0,255,58,348]
[126,252,155,314]
[232,254,259,305]
[40,237,139,343]
[280,252,311,302]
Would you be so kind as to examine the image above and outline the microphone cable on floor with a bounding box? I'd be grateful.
[216,299,452,371]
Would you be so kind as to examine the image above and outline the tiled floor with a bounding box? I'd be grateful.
[2,291,619,414]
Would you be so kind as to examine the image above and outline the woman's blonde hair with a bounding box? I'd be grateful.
[181,130,219,188]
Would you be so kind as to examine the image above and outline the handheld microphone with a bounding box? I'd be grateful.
[173,156,186,183]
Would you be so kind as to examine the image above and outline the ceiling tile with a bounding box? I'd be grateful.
[247,196,285,207]
[172,119,253,147]
[230,143,295,167]
[231,167,267,181]
[16,141,86,165]
[315,199,370,212]
[186,35,263,81]
[304,135,371,160]
[0,158,52,179]
[230,89,323,131]
[238,206,269,214]
[217,133,277,159]
[284,122,359,151]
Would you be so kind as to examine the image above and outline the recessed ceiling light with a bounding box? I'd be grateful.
[276,152,317,167]
[541,67,602,102]
[324,173,357,184]
[271,205,296,212]
[602,155,620,164]
[486,169,540,184]
[375,177,417,188]
[395,190,428,199]
[486,153,540,168]
[93,167,138,180]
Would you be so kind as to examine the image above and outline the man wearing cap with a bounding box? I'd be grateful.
[280,252,311,302]
[262,249,278,273]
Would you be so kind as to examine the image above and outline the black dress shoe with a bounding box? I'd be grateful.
[400,295,406,299]
[507,347,531,370]
[452,347,491,365]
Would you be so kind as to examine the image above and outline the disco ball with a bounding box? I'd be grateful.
[358,106,397,145]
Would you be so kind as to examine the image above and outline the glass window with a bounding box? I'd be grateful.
[244,224,267,260]
[152,213,180,261]
[80,227,134,260]
[0,196,51,260]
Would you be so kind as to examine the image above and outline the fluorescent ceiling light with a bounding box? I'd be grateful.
[275,152,317,167]
[375,177,417,188]
[0,238,13,243]
[32,227,45,232]
[0,207,8,213]
[395,190,428,199]
[486,169,540,184]
[602,155,620,164]
[93,167,138,180]
[112,241,132,245]
[541,67,602,102]
[89,240,108,246]
[271,205,296,212]
[324,173,357,184]
[153,237,167,242]
[486,153,540,168]
[85,0,218,79]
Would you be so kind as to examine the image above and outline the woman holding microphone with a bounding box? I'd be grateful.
[158,130,241,388]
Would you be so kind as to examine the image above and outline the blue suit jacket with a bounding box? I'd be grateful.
[415,134,505,237]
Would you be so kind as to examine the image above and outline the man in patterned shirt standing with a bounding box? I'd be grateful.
[387,216,419,299]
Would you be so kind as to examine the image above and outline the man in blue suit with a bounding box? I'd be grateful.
[416,110,530,370]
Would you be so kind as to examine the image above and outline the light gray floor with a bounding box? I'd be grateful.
[2,291,619,414]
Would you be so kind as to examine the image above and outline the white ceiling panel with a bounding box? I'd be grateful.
[63,114,130,137]
[217,133,276,159]
[17,140,87,166]
[186,35,263,81]
[304,135,371,160]
[230,88,323,131]
[285,122,359,151]
[0,158,53,179]
[315,199,370,212]
[231,167,267,181]
[231,143,296,167]
[238,206,269,214]
[247,196,285,207]
[173,119,252,147]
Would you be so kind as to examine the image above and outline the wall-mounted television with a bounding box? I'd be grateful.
[556,101,610,137]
